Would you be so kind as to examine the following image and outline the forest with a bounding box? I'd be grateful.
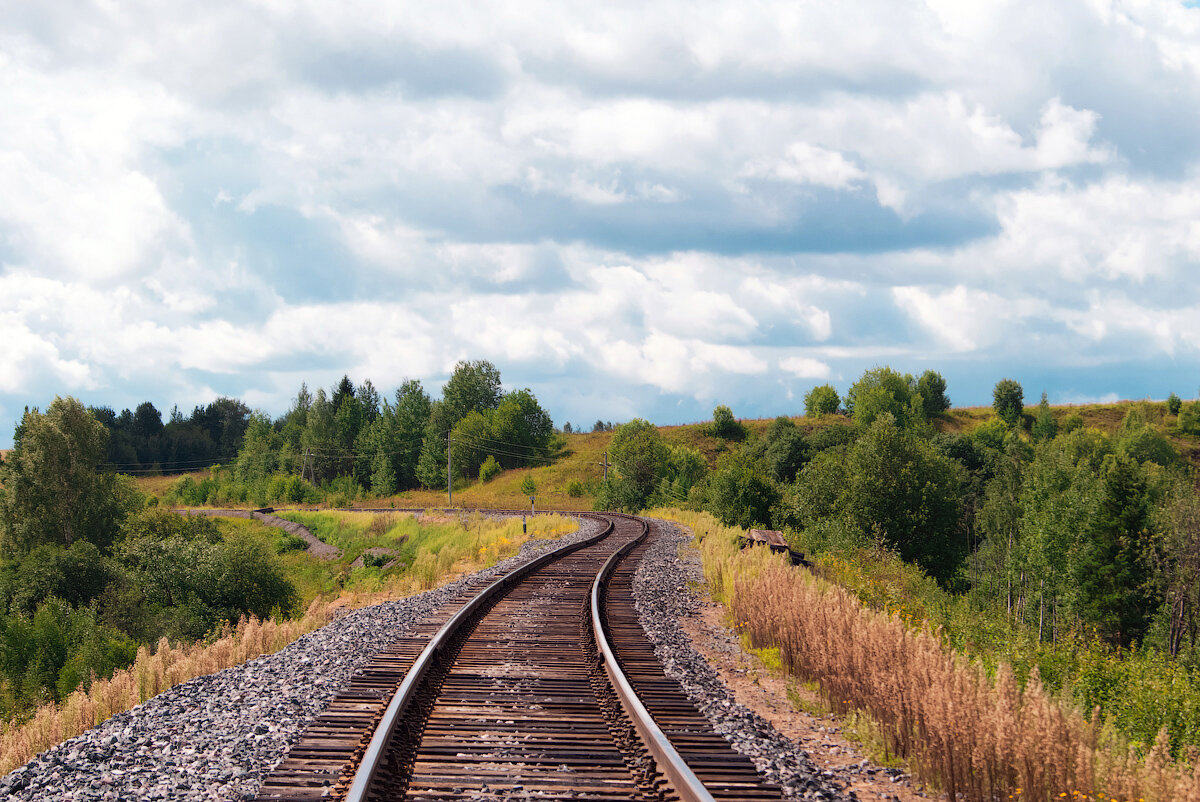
[0,360,553,721]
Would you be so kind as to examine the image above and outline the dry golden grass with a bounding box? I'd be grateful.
[659,508,1200,802]
[0,599,334,776]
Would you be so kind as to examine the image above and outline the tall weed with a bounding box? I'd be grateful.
[656,508,1200,802]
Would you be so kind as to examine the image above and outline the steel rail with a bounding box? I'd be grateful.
[590,518,718,802]
[343,514,615,802]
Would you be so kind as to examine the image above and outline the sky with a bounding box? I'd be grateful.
[3,0,1200,446]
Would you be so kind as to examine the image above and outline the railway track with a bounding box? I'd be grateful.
[256,513,780,801]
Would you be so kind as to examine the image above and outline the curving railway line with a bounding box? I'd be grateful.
[256,513,782,801]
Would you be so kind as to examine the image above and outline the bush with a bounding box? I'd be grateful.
[566,479,586,498]
[478,455,501,483]
[1179,401,1200,436]
[993,378,1024,427]
[804,384,841,417]
[361,551,391,569]
[276,533,308,554]
[710,405,747,440]
[1167,393,1183,416]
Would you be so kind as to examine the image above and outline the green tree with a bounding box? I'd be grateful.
[804,384,841,417]
[845,367,924,429]
[1073,454,1159,647]
[703,454,780,529]
[0,397,138,556]
[1031,392,1058,443]
[916,370,950,417]
[234,412,278,484]
[603,419,669,512]
[392,379,432,489]
[1167,392,1183,416]
[794,416,965,583]
[442,360,503,422]
[993,378,1024,427]
[747,417,809,483]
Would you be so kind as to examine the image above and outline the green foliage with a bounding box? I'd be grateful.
[916,370,950,417]
[361,551,391,569]
[1061,411,1084,433]
[992,378,1024,427]
[478,455,502,483]
[804,384,841,417]
[791,415,965,584]
[702,454,780,530]
[1031,392,1058,443]
[844,366,924,429]
[1178,400,1200,436]
[520,474,537,497]
[0,397,140,557]
[276,532,309,554]
[746,417,809,483]
[1167,392,1183,416]
[565,479,586,498]
[1073,454,1158,647]
[709,405,747,440]
[602,419,670,512]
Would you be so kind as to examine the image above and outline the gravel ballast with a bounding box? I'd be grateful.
[633,520,851,801]
[0,516,604,802]
[3,514,846,801]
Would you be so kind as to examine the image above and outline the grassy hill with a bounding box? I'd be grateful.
[132,398,1200,512]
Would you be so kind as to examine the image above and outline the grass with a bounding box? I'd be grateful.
[0,509,579,776]
[654,507,1200,802]
[0,600,333,776]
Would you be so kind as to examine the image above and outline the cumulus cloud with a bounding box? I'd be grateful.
[1,0,1199,442]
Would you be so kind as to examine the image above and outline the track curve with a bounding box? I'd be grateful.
[256,512,781,801]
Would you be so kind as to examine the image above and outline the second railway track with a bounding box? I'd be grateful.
[257,513,781,801]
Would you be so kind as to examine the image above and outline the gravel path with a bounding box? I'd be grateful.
[0,517,604,802]
[633,519,851,801]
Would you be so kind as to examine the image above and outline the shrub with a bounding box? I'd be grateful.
[565,479,585,498]
[276,533,308,554]
[1179,400,1200,436]
[1167,392,1182,416]
[992,378,1024,426]
[709,405,747,440]
[361,552,391,569]
[478,455,501,483]
[804,384,841,417]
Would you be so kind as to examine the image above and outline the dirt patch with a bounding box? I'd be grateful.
[681,600,938,802]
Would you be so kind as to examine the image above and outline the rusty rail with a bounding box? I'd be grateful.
[590,519,716,802]
[343,516,615,802]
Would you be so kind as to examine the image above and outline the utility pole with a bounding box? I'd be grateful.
[447,432,453,506]
[597,451,609,483]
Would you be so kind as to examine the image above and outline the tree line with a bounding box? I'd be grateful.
[598,367,1200,657]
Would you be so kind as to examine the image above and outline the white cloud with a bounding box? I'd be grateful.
[779,356,832,379]
[2,0,1200,441]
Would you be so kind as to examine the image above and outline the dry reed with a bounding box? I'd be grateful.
[664,509,1200,802]
[0,598,333,776]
